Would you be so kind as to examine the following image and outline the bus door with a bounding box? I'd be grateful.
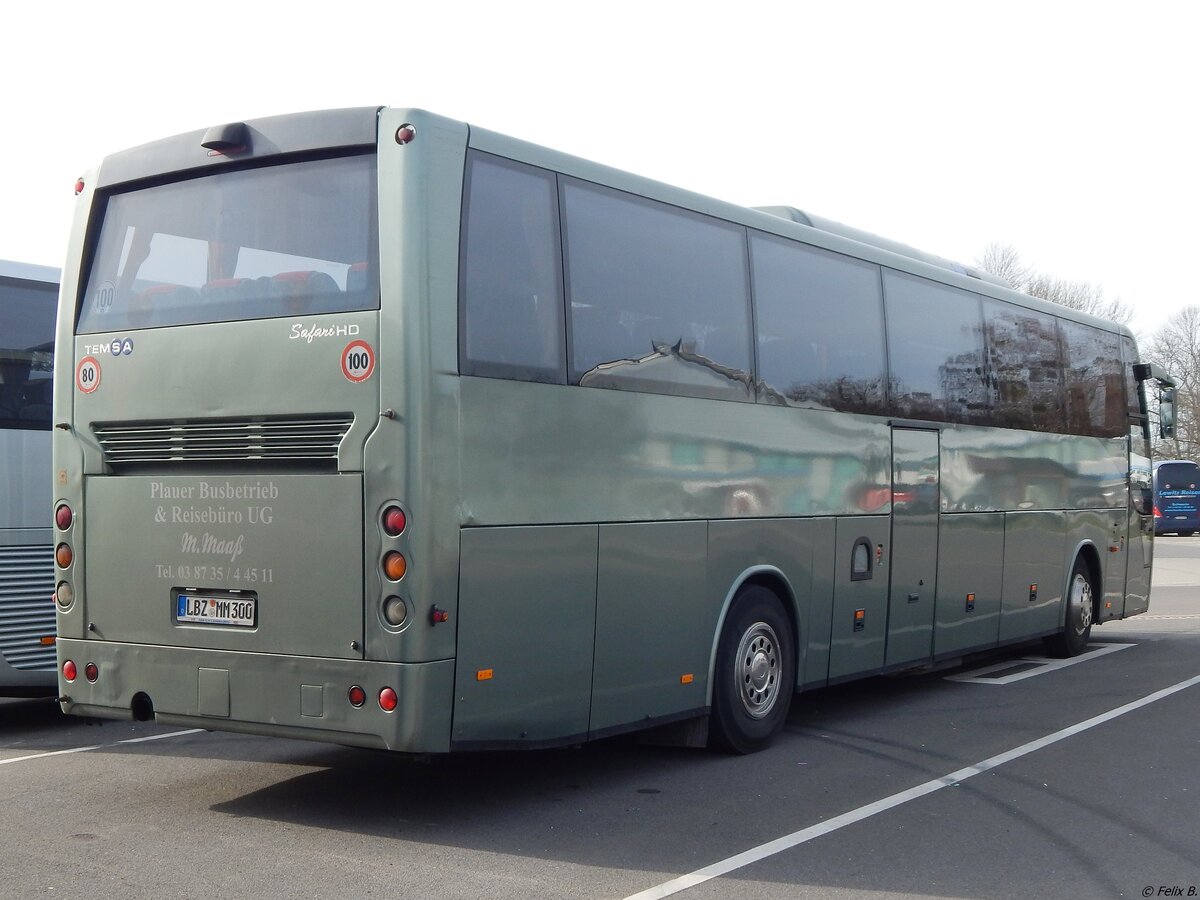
[886,427,940,668]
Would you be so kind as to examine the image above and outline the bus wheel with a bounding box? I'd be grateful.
[1045,556,1095,658]
[710,585,795,754]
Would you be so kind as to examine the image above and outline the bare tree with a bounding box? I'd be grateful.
[1145,305,1200,459]
[976,242,1134,325]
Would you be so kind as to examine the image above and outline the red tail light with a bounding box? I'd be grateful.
[1153,506,1161,519]
[85,662,99,683]
[347,685,366,708]
[383,506,407,536]
[379,687,398,712]
[55,504,73,530]
[63,660,77,682]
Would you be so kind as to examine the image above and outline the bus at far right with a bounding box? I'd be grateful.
[1153,459,1200,536]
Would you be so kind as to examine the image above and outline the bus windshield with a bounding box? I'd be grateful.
[78,153,378,334]
[0,275,56,430]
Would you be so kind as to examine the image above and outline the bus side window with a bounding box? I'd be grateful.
[459,152,565,384]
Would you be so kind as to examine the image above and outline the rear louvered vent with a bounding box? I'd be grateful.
[93,415,354,469]
[0,545,56,671]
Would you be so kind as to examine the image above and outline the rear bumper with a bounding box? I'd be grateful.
[56,638,455,753]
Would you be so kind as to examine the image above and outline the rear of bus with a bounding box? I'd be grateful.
[1153,459,1200,536]
[54,108,465,750]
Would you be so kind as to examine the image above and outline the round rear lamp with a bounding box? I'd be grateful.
[383,596,408,627]
[55,504,73,530]
[85,662,98,683]
[347,685,366,708]
[63,660,77,682]
[55,543,73,569]
[382,506,407,537]
[55,581,75,609]
[383,552,407,581]
[379,687,398,712]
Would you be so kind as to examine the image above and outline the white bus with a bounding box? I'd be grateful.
[53,108,1168,752]
[1,259,59,695]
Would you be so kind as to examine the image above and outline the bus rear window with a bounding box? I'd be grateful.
[0,276,56,430]
[78,154,378,333]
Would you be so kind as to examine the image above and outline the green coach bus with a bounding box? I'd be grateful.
[53,107,1169,753]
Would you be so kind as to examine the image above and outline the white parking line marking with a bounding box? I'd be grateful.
[623,672,1200,900]
[0,729,203,767]
[945,642,1134,684]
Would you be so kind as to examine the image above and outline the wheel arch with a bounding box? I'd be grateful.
[706,566,800,707]
[1066,539,1102,618]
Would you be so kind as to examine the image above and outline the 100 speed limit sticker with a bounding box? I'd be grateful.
[341,340,376,383]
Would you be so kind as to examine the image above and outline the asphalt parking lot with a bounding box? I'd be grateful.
[3,540,1198,900]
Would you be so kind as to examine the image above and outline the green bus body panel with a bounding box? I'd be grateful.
[591,521,709,734]
[84,475,364,659]
[707,517,817,691]
[456,377,893,524]
[57,638,454,752]
[828,517,889,681]
[935,514,1004,656]
[999,511,1067,641]
[885,429,940,669]
[803,519,837,687]
[453,525,598,746]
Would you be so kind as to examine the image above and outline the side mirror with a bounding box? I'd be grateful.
[1159,387,1177,439]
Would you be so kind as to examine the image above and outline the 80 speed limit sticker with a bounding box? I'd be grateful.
[341,340,376,383]
[76,356,101,394]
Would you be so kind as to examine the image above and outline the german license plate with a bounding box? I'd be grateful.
[175,591,257,627]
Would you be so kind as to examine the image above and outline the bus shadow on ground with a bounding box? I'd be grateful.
[206,668,957,861]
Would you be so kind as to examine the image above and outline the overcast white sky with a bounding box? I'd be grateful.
[5,1,1195,339]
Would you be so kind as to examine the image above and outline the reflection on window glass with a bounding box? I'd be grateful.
[563,179,752,401]
[884,270,988,424]
[1120,333,1143,420]
[78,154,378,333]
[460,153,565,383]
[985,300,1062,431]
[0,276,57,430]
[1060,319,1125,437]
[751,233,886,413]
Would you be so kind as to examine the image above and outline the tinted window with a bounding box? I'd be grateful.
[884,271,988,423]
[751,234,887,413]
[0,276,56,430]
[984,299,1062,431]
[78,154,378,333]
[563,180,752,400]
[1157,462,1200,490]
[1059,319,1125,437]
[460,153,565,382]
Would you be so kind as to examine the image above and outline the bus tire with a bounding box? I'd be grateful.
[709,585,795,754]
[1045,555,1095,658]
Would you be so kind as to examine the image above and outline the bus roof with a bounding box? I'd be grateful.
[0,259,59,284]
